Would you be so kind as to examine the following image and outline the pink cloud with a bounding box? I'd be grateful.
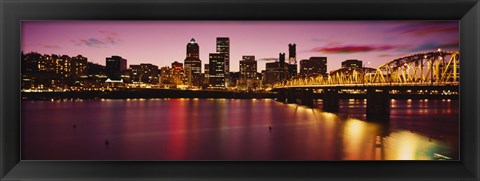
[311,45,397,54]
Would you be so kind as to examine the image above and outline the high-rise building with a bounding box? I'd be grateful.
[87,62,106,75]
[160,66,173,85]
[229,72,240,88]
[186,38,199,59]
[239,56,257,79]
[21,52,89,90]
[106,56,127,80]
[184,38,202,87]
[264,61,283,86]
[239,55,258,90]
[287,63,297,79]
[300,57,327,76]
[288,43,296,64]
[209,53,226,88]
[70,55,88,77]
[279,53,286,80]
[342,59,363,68]
[129,63,159,84]
[216,37,230,75]
[22,52,58,90]
[171,61,185,85]
[204,64,210,85]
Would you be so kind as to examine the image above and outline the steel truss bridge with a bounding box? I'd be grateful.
[273,51,459,89]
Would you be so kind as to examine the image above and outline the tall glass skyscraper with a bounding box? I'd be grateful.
[216,37,230,74]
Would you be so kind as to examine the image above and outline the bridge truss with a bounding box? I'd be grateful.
[275,51,459,88]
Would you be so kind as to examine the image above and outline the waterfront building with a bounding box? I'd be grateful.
[208,53,226,89]
[105,56,127,80]
[286,63,297,79]
[129,63,159,84]
[300,57,328,76]
[229,72,240,88]
[87,62,106,76]
[171,61,185,86]
[184,38,202,87]
[21,52,57,90]
[342,59,363,68]
[21,52,88,90]
[204,64,210,85]
[216,37,230,76]
[70,55,88,77]
[239,55,258,90]
[288,43,296,64]
[160,66,173,86]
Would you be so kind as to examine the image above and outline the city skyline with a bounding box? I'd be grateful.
[22,21,459,72]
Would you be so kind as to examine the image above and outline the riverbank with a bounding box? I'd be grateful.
[21,88,458,100]
[21,88,275,100]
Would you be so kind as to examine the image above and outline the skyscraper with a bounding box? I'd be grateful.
[279,53,287,80]
[216,37,230,75]
[239,55,258,90]
[240,55,257,79]
[288,43,296,64]
[186,38,199,59]
[204,63,210,85]
[105,56,127,80]
[209,53,226,88]
[184,38,202,86]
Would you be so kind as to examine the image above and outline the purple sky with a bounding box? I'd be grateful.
[22,21,459,72]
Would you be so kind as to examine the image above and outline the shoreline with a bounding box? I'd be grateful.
[21,88,458,101]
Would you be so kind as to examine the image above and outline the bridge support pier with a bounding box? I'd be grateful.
[299,89,314,108]
[276,89,287,103]
[323,88,339,112]
[366,88,390,121]
[287,88,297,104]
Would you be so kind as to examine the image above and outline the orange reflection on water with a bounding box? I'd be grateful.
[383,131,440,160]
[342,119,378,160]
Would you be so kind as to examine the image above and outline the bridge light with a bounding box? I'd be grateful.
[437,48,442,52]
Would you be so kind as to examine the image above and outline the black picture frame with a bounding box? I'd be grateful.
[1,0,479,180]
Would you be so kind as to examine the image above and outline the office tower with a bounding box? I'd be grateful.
[186,38,199,59]
[160,66,173,85]
[21,52,58,90]
[229,72,240,87]
[240,56,257,79]
[265,62,282,86]
[70,55,88,77]
[129,63,159,84]
[341,59,363,68]
[300,57,328,76]
[171,61,185,85]
[216,37,230,74]
[209,53,226,88]
[286,63,297,79]
[288,43,296,64]
[106,56,127,80]
[239,55,258,90]
[204,64,210,85]
[184,38,202,86]
[87,62,106,76]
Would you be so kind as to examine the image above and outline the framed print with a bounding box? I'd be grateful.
[1,0,479,180]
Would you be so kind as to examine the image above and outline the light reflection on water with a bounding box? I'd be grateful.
[22,99,458,160]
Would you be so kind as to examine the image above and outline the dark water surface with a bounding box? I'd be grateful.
[22,98,459,160]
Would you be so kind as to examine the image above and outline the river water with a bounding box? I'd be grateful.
[21,98,459,160]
